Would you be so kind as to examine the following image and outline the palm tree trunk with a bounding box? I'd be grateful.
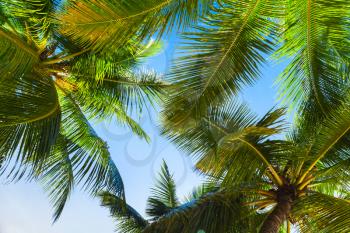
[260,188,294,233]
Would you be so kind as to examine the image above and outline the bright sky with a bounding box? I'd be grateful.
[0,32,287,233]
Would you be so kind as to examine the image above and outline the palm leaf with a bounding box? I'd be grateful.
[146,160,179,220]
[163,0,284,128]
[99,191,148,233]
[293,192,350,233]
[276,0,350,120]
[0,26,39,79]
[58,92,124,196]
[296,99,350,183]
[0,74,61,178]
[163,100,286,186]
[144,190,263,233]
[39,134,74,222]
[0,0,57,48]
[57,0,212,51]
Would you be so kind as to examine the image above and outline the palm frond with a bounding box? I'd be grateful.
[163,0,284,128]
[0,75,60,178]
[39,134,74,222]
[276,0,350,120]
[57,0,212,51]
[296,99,350,183]
[163,100,286,186]
[146,160,179,220]
[0,0,58,47]
[68,41,147,82]
[58,92,124,196]
[99,191,148,233]
[61,69,166,141]
[0,26,39,79]
[293,192,350,233]
[144,190,263,233]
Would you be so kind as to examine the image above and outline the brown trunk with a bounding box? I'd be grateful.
[259,187,295,233]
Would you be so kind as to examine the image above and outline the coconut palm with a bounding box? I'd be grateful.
[0,0,202,220]
[159,0,350,232]
[159,100,350,232]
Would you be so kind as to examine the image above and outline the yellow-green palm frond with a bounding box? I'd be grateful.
[57,0,212,52]
[99,191,148,233]
[293,192,350,232]
[0,74,61,178]
[146,160,179,220]
[276,0,350,121]
[144,190,265,233]
[163,100,287,187]
[1,0,57,48]
[163,0,285,129]
[0,27,39,78]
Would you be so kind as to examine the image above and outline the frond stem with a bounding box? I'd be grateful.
[298,123,350,184]
[42,49,90,65]
[69,1,171,26]
[200,0,260,96]
[238,138,284,186]
[203,118,283,186]
[0,100,59,127]
[0,27,38,57]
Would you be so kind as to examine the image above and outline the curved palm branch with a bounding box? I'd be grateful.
[0,0,56,48]
[163,0,284,128]
[294,98,350,184]
[163,100,287,187]
[34,92,125,221]
[276,0,350,120]
[39,134,74,222]
[292,192,350,233]
[0,74,60,177]
[57,0,213,51]
[144,190,260,233]
[99,191,149,233]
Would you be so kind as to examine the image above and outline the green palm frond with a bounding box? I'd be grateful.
[310,155,350,196]
[58,92,124,195]
[146,160,179,220]
[71,68,166,115]
[64,69,166,141]
[39,134,74,222]
[163,100,286,186]
[57,0,212,51]
[276,0,350,120]
[144,190,262,233]
[0,26,39,78]
[68,42,147,82]
[296,99,350,183]
[0,0,57,47]
[163,0,284,128]
[0,75,60,177]
[99,191,148,233]
[183,181,219,202]
[293,192,350,232]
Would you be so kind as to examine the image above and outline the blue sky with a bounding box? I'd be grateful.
[0,33,287,233]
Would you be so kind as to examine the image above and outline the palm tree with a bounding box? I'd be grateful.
[99,160,243,233]
[159,100,350,232]
[0,0,204,220]
[159,0,350,232]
